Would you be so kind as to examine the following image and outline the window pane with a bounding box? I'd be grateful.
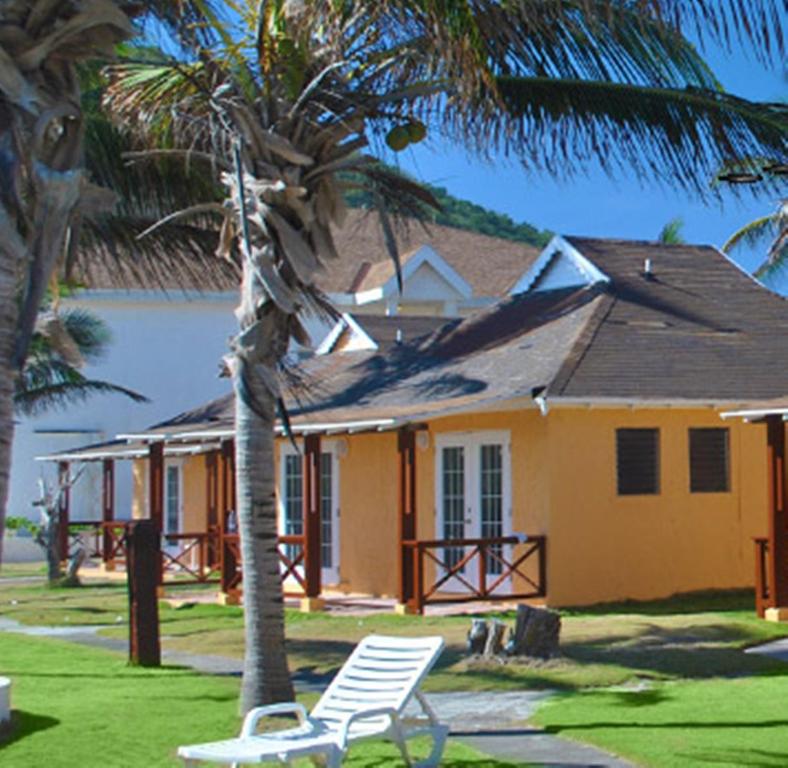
[689,428,730,493]
[616,429,660,495]
[320,452,333,569]
[283,455,303,564]
[165,466,179,533]
[442,446,465,571]
[480,444,503,575]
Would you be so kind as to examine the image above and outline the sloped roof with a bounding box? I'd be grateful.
[73,208,539,296]
[549,237,788,401]
[330,211,539,296]
[50,236,788,458]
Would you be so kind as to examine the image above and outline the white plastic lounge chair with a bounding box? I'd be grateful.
[178,634,448,767]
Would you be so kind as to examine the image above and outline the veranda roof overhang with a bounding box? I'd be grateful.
[721,397,788,423]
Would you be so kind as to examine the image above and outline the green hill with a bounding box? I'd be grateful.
[343,175,551,248]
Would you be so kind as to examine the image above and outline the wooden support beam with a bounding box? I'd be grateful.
[148,442,164,586]
[397,428,417,606]
[205,451,219,568]
[57,461,70,562]
[126,520,161,667]
[101,459,115,565]
[766,416,788,611]
[302,434,322,600]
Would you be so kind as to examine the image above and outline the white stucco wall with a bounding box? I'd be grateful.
[9,291,238,524]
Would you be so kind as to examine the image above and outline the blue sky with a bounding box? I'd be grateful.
[394,43,787,290]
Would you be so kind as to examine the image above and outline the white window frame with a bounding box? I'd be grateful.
[278,441,341,585]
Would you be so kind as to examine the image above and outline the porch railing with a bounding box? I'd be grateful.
[67,521,129,564]
[219,533,307,600]
[401,535,547,614]
[162,532,219,584]
[754,537,770,618]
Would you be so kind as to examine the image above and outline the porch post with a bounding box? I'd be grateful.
[302,434,322,610]
[765,416,788,619]
[57,461,70,562]
[205,451,219,569]
[101,459,115,568]
[148,442,164,586]
[397,429,418,612]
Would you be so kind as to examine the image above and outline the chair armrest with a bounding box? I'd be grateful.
[240,702,309,737]
[337,707,399,747]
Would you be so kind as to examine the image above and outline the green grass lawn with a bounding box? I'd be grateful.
[0,633,522,767]
[4,578,788,767]
[533,675,788,767]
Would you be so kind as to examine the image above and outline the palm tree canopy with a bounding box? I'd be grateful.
[15,306,148,417]
[723,199,788,278]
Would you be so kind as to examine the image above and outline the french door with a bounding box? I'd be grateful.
[435,431,512,593]
[279,443,340,585]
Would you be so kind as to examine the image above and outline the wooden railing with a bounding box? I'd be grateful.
[67,521,129,564]
[754,537,770,618]
[401,535,547,614]
[219,533,307,600]
[162,533,219,583]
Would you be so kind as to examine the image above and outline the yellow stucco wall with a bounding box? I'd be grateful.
[129,405,773,607]
[544,407,768,606]
[131,459,146,519]
[181,456,208,533]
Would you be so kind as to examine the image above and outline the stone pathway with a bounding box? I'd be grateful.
[744,637,788,663]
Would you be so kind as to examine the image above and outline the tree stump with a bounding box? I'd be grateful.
[483,620,506,657]
[467,618,488,654]
[506,604,561,658]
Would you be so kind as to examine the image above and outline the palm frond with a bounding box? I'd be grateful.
[490,77,787,196]
[723,214,777,253]
[14,378,148,418]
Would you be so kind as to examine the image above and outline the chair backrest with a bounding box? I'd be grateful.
[310,635,444,731]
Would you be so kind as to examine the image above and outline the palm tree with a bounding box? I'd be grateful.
[723,198,788,279]
[102,0,786,712]
[15,305,148,417]
[0,1,232,566]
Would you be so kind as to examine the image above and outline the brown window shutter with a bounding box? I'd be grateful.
[689,428,730,493]
[617,428,660,495]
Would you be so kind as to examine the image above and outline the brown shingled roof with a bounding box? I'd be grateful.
[327,210,539,296]
[73,208,539,296]
[71,236,788,444]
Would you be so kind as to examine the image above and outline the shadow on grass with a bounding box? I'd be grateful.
[562,589,755,617]
[682,748,788,767]
[0,710,59,749]
[543,719,788,734]
[562,623,788,680]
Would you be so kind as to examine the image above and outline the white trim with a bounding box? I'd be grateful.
[510,235,610,295]
[315,313,378,355]
[721,406,788,421]
[163,459,185,537]
[356,245,473,306]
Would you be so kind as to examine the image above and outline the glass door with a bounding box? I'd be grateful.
[435,432,511,593]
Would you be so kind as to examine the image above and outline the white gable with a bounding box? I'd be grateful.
[510,235,610,295]
[315,313,378,355]
[356,244,472,306]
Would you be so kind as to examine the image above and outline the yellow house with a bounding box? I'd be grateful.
[45,236,788,611]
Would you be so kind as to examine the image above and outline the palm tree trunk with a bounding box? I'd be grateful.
[0,250,19,564]
[235,368,295,712]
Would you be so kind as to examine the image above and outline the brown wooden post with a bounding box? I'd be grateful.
[302,434,322,606]
[126,520,161,666]
[205,451,219,568]
[765,416,788,616]
[397,429,417,608]
[220,440,240,603]
[101,459,115,567]
[57,461,70,562]
[148,442,164,585]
